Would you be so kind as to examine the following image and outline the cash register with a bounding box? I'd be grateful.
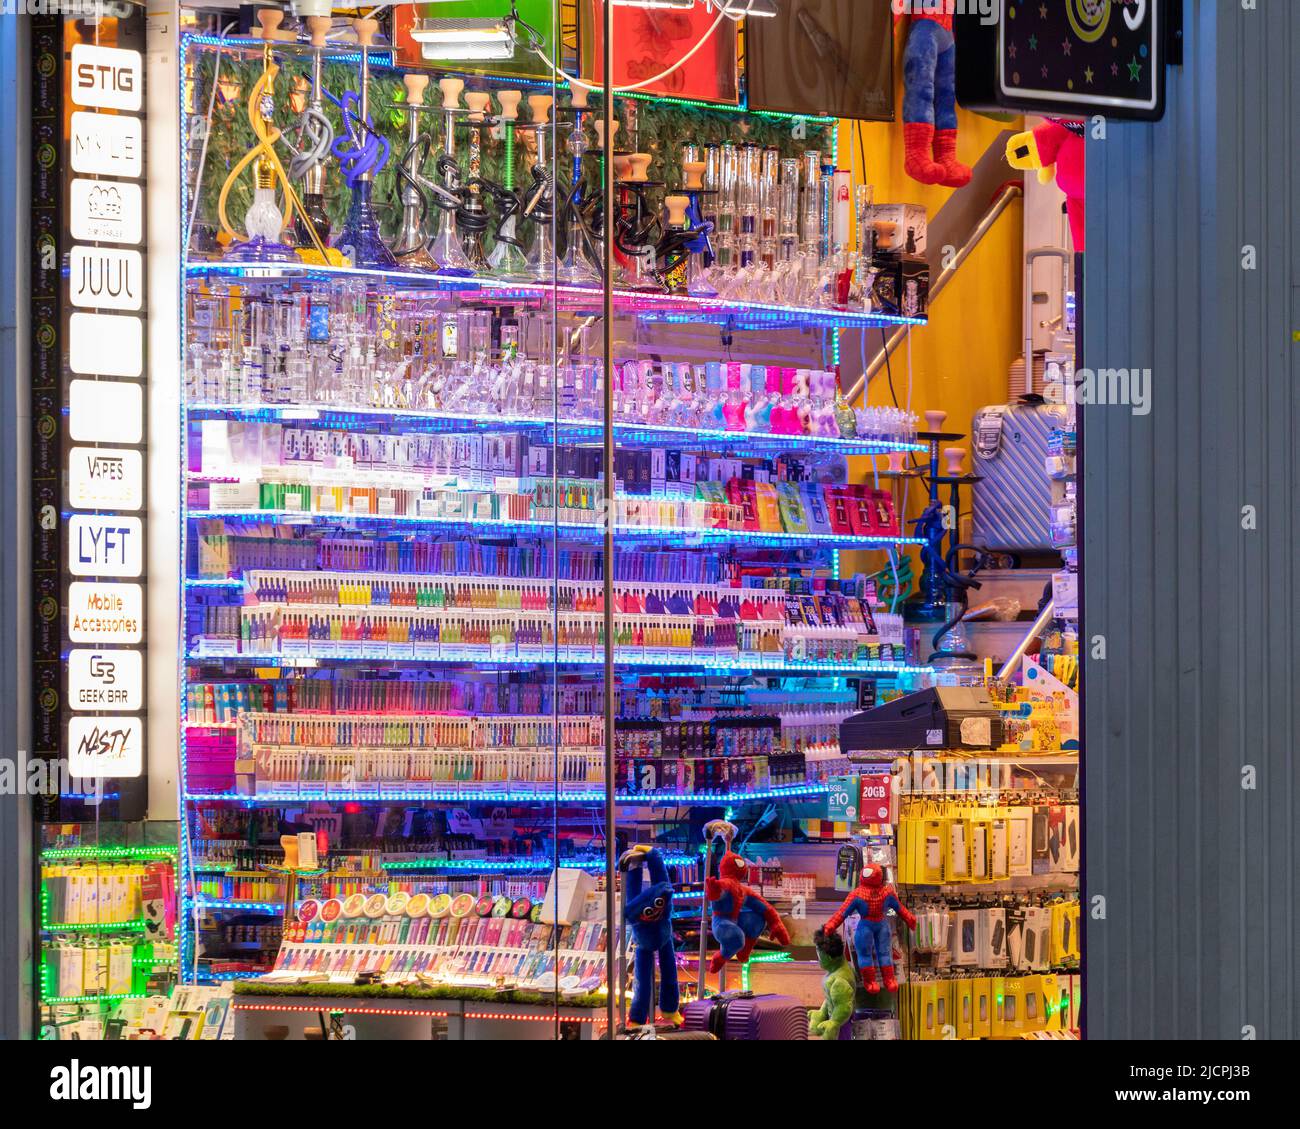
[839,686,1005,753]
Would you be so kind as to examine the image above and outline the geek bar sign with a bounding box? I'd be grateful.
[64,38,146,780]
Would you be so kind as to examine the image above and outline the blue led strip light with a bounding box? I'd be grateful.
[184,784,830,805]
[183,651,934,675]
[182,401,926,458]
[185,510,925,550]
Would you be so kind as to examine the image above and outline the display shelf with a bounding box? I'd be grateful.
[41,918,149,933]
[195,898,286,914]
[183,648,931,675]
[184,782,830,805]
[40,845,178,861]
[185,508,922,549]
[185,401,925,459]
[378,854,697,872]
[184,259,927,333]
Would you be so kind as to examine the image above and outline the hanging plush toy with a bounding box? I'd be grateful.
[809,927,857,1041]
[705,851,790,973]
[621,845,683,1028]
[1006,119,1087,251]
[822,863,916,993]
[896,8,971,188]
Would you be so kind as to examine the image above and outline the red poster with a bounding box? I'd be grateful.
[859,771,895,825]
[579,1,739,104]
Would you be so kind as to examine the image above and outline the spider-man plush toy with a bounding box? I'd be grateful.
[823,863,916,993]
[705,851,790,974]
[621,846,682,1027]
[895,7,971,188]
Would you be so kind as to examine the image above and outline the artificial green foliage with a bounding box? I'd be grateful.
[232,980,606,1009]
[188,45,834,255]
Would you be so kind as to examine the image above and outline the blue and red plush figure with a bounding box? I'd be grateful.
[823,863,916,993]
[621,845,683,1027]
[895,7,971,188]
[705,851,791,974]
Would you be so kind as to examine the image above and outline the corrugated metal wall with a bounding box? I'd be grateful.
[1084,0,1299,1039]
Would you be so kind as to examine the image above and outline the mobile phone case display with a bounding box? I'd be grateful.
[39,842,179,1032]
[178,27,932,1021]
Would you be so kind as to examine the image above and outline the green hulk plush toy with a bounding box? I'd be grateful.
[809,927,857,1040]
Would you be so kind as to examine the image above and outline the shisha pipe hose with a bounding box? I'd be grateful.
[284,105,334,182]
[327,87,390,188]
[216,60,330,260]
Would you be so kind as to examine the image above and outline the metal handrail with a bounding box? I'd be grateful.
[844,182,1024,405]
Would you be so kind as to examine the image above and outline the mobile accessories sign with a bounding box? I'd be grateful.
[31,8,148,814]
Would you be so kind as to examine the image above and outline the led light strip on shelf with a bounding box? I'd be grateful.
[184,783,830,805]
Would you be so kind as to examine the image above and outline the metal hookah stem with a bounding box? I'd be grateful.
[305,42,325,196]
[356,19,374,183]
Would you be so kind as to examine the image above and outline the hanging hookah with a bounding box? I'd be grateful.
[425,77,475,275]
[484,91,530,279]
[216,9,331,263]
[282,15,340,263]
[677,150,717,296]
[458,92,497,272]
[555,85,603,286]
[510,94,558,282]
[391,73,440,269]
[331,16,396,269]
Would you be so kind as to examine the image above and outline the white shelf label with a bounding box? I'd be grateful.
[69,312,143,377]
[69,380,143,444]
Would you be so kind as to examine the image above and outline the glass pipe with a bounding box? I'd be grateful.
[245,155,284,243]
[556,85,603,286]
[332,18,396,269]
[615,154,659,288]
[459,92,494,271]
[714,142,739,275]
[679,157,716,296]
[657,195,693,295]
[288,15,335,255]
[216,11,314,263]
[487,91,530,279]
[392,74,439,269]
[759,147,780,271]
[428,77,474,275]
[520,95,557,281]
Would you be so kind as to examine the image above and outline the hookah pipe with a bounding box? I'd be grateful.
[331,16,396,269]
[391,73,440,268]
[514,94,558,279]
[555,85,603,285]
[486,90,529,278]
[427,77,474,275]
[575,117,621,278]
[614,154,663,287]
[457,92,497,272]
[283,15,336,258]
[216,9,330,262]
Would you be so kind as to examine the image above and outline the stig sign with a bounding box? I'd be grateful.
[61,21,147,797]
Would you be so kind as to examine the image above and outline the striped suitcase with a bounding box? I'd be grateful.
[970,401,1068,552]
[681,991,810,1040]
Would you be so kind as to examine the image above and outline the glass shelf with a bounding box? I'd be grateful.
[184,783,830,806]
[184,401,926,459]
[183,648,931,676]
[184,259,928,333]
[186,509,921,549]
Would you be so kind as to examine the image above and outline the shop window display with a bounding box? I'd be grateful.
[32,0,1081,1043]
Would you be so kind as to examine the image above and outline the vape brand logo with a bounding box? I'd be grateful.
[69,649,143,711]
[70,248,143,311]
[69,447,143,511]
[70,44,141,112]
[70,112,141,177]
[68,715,144,778]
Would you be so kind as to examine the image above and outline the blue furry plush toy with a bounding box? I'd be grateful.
[621,845,682,1027]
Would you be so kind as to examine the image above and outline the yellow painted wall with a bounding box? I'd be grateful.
[839,27,1025,583]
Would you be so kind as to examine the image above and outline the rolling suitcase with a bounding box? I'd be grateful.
[970,399,1069,552]
[680,990,810,1040]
